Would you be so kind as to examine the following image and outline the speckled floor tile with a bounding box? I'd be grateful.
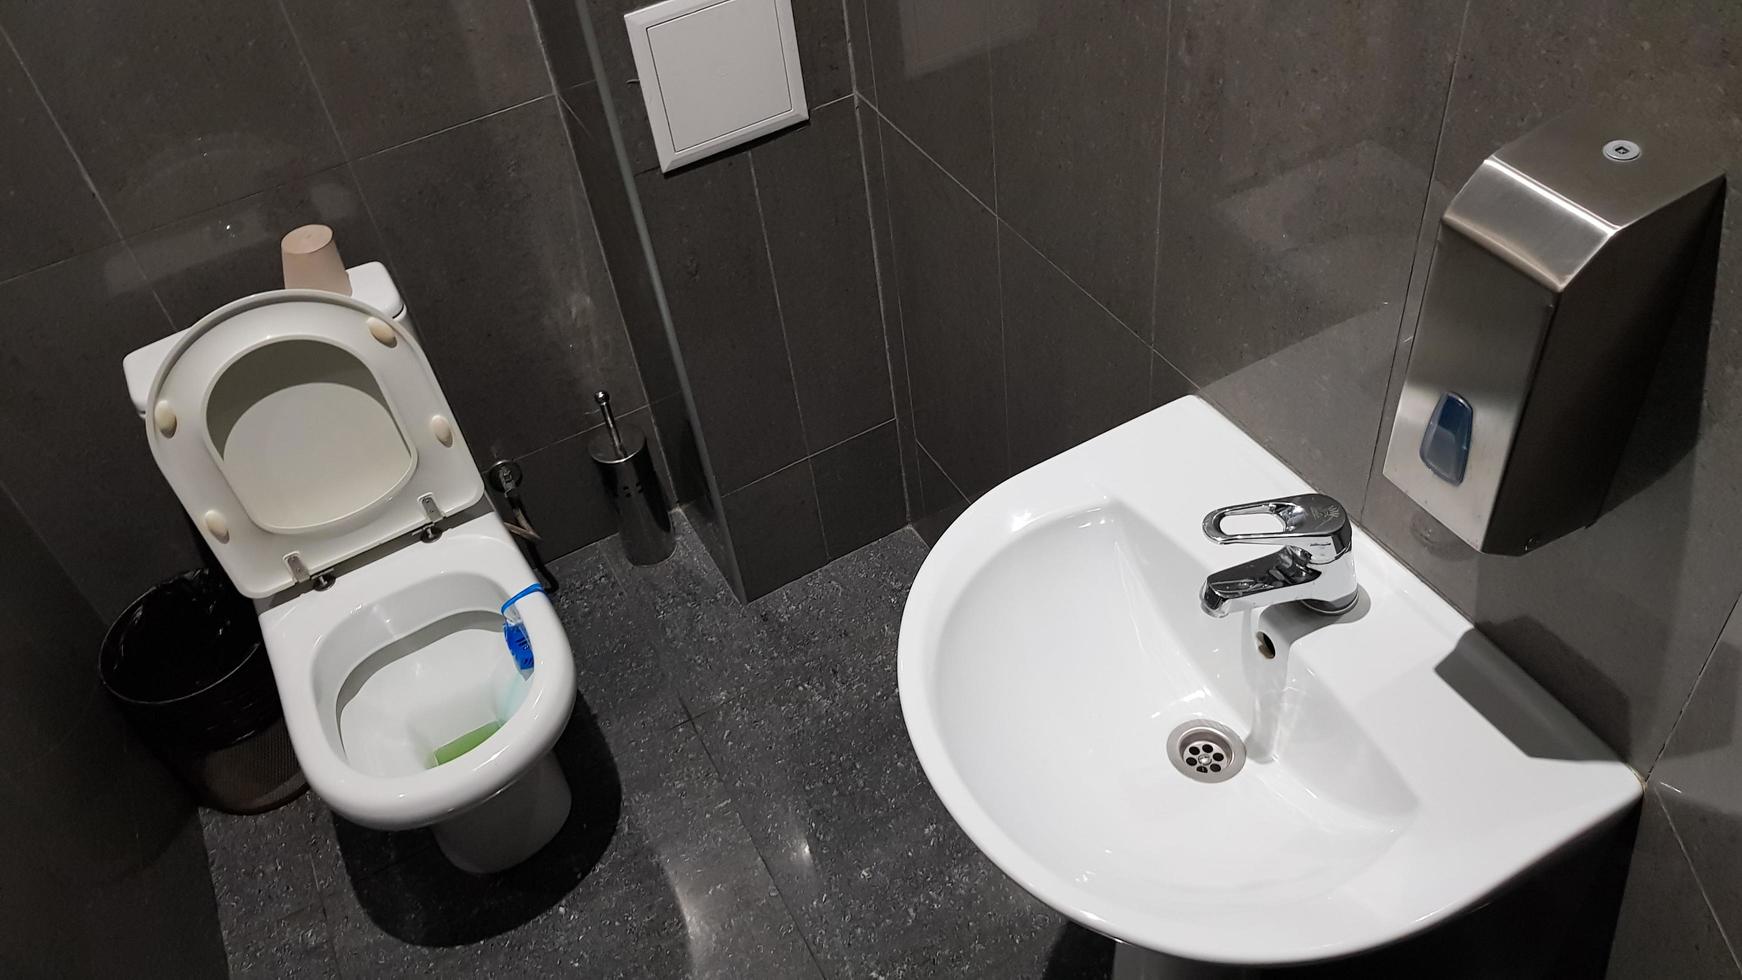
[201,790,326,939]
[207,524,1115,979]
[225,904,340,980]
[321,721,819,979]
[693,597,1106,980]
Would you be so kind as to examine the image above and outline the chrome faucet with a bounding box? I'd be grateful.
[1199,494,1358,618]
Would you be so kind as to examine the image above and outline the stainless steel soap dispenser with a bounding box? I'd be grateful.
[1383,107,1723,554]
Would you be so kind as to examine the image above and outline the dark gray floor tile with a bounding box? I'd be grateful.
[753,100,893,452]
[1606,792,1740,979]
[201,792,326,936]
[722,462,831,601]
[693,603,1085,980]
[353,98,644,461]
[129,166,385,327]
[599,514,779,713]
[1000,224,1151,472]
[0,0,342,233]
[860,0,994,201]
[226,905,340,980]
[989,0,1166,333]
[880,119,1006,497]
[0,42,115,280]
[0,244,195,617]
[545,540,690,739]
[813,422,907,559]
[282,0,548,157]
[743,525,925,677]
[321,722,820,979]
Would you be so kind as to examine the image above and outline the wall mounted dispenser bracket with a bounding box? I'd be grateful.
[1383,106,1723,554]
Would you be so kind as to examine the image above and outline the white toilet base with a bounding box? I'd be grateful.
[431,750,571,874]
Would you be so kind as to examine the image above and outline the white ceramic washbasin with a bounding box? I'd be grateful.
[897,396,1640,967]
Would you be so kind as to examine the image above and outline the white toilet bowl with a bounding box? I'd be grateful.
[260,512,576,872]
[123,281,579,873]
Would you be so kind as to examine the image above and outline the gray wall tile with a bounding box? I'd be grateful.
[529,0,595,92]
[1360,0,1742,770]
[721,461,829,600]
[860,102,919,520]
[1001,224,1151,472]
[1154,0,1462,509]
[635,149,806,492]
[0,0,342,233]
[752,100,893,451]
[0,485,225,978]
[1606,795,1740,978]
[355,98,644,461]
[0,40,115,281]
[1653,598,1742,947]
[813,421,905,559]
[560,87,683,401]
[0,246,194,616]
[511,404,671,561]
[282,0,550,157]
[860,0,994,200]
[880,119,1006,497]
[990,0,1167,333]
[130,167,385,326]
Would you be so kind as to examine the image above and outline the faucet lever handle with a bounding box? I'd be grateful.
[1201,493,1351,564]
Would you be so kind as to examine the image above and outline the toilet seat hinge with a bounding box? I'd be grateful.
[285,552,335,590]
[417,493,444,542]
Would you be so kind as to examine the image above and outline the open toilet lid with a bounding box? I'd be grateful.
[139,290,484,598]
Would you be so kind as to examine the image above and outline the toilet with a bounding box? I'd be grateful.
[121,271,576,874]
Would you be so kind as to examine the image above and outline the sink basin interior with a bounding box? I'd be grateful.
[898,395,1641,965]
[930,502,1419,913]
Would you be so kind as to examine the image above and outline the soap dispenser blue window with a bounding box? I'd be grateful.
[1419,392,1473,485]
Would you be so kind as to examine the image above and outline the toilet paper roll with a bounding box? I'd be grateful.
[280,224,352,295]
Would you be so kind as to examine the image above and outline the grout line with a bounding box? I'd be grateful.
[745,153,813,454]
[0,24,125,244]
[871,112,924,521]
[1654,788,1742,973]
[744,152,832,554]
[873,108,996,215]
[273,0,355,161]
[870,98,1198,393]
[722,418,897,499]
[916,438,969,504]
[688,717,837,979]
[272,0,400,306]
[850,98,913,520]
[1647,596,1740,777]
[352,94,552,163]
[1356,0,1471,520]
[1146,0,1174,347]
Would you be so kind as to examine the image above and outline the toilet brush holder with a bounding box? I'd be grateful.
[588,391,674,565]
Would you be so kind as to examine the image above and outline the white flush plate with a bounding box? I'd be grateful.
[624,0,808,172]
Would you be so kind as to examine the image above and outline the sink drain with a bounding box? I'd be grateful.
[1167,719,1246,783]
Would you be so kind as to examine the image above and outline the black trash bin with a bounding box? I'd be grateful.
[99,568,304,813]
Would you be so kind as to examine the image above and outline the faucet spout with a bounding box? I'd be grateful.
[1199,494,1358,618]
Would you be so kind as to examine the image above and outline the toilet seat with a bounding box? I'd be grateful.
[139,290,483,598]
[257,512,576,830]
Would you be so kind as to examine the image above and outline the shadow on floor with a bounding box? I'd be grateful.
[1045,922,1117,979]
[333,699,622,946]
